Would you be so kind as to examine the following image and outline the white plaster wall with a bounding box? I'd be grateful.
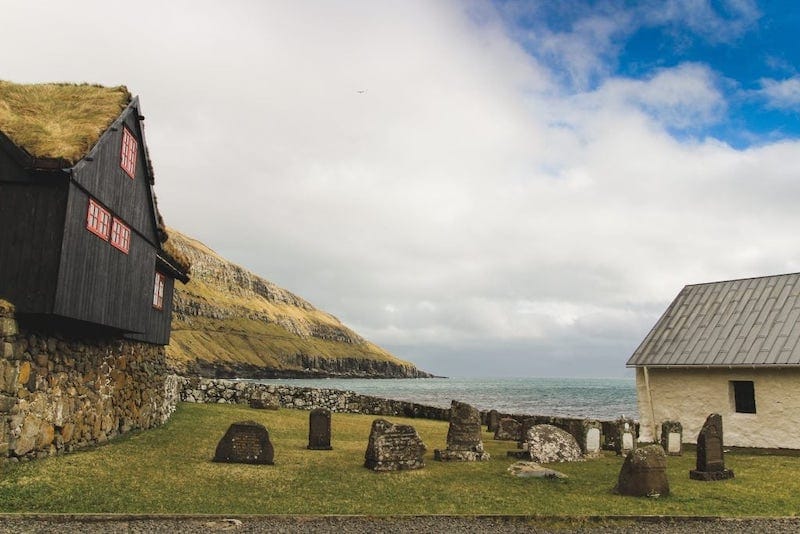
[635,367,800,449]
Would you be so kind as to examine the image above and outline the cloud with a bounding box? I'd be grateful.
[756,76,800,111]
[0,1,797,378]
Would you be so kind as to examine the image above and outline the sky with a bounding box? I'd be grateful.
[2,1,799,378]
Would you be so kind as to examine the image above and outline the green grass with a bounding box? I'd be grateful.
[0,80,130,163]
[1,403,798,516]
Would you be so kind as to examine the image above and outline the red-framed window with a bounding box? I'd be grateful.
[120,127,138,179]
[153,272,166,310]
[86,198,111,240]
[110,218,131,254]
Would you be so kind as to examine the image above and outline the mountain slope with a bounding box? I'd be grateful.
[166,229,431,378]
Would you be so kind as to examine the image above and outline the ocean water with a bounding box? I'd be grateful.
[251,377,638,421]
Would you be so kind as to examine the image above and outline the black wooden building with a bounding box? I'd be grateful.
[0,83,189,345]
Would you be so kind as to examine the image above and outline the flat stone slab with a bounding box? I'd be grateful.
[435,449,490,461]
[507,461,568,479]
[213,420,274,465]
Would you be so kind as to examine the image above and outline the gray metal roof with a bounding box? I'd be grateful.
[627,272,800,367]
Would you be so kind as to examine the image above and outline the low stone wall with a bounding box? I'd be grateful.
[179,377,451,420]
[1,302,179,462]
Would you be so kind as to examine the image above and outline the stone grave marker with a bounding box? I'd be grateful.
[616,417,636,456]
[517,417,537,449]
[689,413,734,481]
[615,444,669,497]
[486,409,500,433]
[521,424,583,463]
[661,421,683,456]
[213,420,274,465]
[364,418,426,471]
[582,420,603,458]
[494,417,521,441]
[308,408,333,450]
[435,400,490,461]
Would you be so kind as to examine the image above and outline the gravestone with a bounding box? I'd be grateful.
[249,391,279,410]
[494,417,521,441]
[364,418,426,471]
[615,444,669,497]
[582,420,603,458]
[690,413,734,481]
[616,417,636,456]
[434,400,490,461]
[661,421,683,456]
[213,420,274,465]
[523,424,583,463]
[486,409,500,433]
[517,417,537,449]
[308,408,333,450]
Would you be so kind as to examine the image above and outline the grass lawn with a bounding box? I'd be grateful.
[1,402,798,516]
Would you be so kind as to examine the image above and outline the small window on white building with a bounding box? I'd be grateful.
[731,380,756,414]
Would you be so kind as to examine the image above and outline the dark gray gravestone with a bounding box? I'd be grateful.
[486,409,500,433]
[661,421,683,456]
[615,444,670,497]
[308,408,333,450]
[494,417,521,441]
[690,413,734,481]
[364,418,426,471]
[213,420,274,465]
[434,400,490,461]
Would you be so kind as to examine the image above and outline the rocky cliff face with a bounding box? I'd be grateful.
[166,230,431,379]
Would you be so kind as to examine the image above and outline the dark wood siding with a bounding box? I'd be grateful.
[53,185,154,334]
[0,179,67,312]
[69,109,159,246]
[126,274,175,345]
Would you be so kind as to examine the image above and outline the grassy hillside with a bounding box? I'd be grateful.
[165,229,429,378]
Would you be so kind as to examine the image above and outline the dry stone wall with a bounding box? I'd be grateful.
[180,377,451,420]
[1,302,179,462]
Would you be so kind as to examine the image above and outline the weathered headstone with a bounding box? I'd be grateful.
[494,417,521,441]
[486,409,500,433]
[308,408,333,450]
[615,444,669,497]
[517,417,537,449]
[364,418,426,471]
[616,417,636,456]
[661,421,683,456]
[523,424,584,463]
[582,420,603,458]
[434,400,490,461]
[213,420,274,465]
[690,413,734,481]
[249,391,279,410]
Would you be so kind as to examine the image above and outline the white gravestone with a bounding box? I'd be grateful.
[586,428,601,454]
[667,432,681,454]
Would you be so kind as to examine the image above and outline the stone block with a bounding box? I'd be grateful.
[364,418,426,471]
[308,408,333,450]
[434,401,489,462]
[525,424,583,463]
[2,342,13,359]
[213,420,274,465]
[494,417,521,441]
[615,444,670,497]
[0,317,17,337]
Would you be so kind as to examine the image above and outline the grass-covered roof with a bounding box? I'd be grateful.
[0,80,130,164]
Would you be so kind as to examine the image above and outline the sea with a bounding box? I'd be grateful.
[251,377,638,421]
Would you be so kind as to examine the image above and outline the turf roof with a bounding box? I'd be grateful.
[0,80,130,165]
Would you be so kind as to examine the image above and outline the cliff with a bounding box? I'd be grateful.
[165,229,432,379]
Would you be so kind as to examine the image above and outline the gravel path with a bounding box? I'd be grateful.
[1,515,799,533]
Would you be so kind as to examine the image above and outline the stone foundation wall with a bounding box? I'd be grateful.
[1,302,179,462]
